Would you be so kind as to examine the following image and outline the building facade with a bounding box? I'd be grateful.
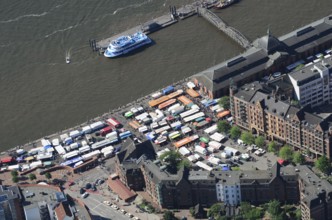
[289,59,332,108]
[230,82,332,159]
[193,14,332,98]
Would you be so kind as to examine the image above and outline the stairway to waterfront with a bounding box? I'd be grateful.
[198,7,251,49]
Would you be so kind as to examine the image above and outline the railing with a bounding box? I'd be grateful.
[198,7,251,49]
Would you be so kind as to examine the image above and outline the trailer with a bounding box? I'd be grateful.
[101,146,114,154]
[105,131,118,140]
[204,124,218,134]
[151,92,162,99]
[195,120,209,129]
[181,126,192,135]
[208,156,221,165]
[119,131,132,139]
[167,103,181,113]
[100,126,113,136]
[170,121,182,130]
[158,99,176,110]
[171,105,185,116]
[180,108,199,119]
[91,139,113,150]
[162,86,174,95]
[28,147,43,156]
[63,150,79,160]
[55,145,66,155]
[210,132,226,142]
[52,138,60,146]
[90,121,106,131]
[224,146,240,156]
[179,147,191,156]
[195,161,213,172]
[30,160,42,168]
[81,150,100,160]
[155,125,171,134]
[168,131,181,140]
[78,145,90,154]
[186,88,200,98]
[70,142,81,150]
[208,141,222,150]
[177,96,193,106]
[135,112,149,121]
[106,117,122,129]
[69,130,82,139]
[183,112,205,123]
[207,146,217,153]
[187,155,197,163]
[36,153,53,161]
[195,145,207,155]
[82,125,93,134]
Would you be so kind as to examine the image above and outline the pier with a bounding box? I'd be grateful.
[198,7,251,49]
[92,1,218,52]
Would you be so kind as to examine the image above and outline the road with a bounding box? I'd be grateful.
[66,189,131,220]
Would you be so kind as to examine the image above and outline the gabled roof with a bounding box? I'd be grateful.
[116,139,156,164]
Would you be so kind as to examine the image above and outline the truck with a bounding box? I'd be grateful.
[194,145,207,156]
[162,86,174,95]
[100,126,113,136]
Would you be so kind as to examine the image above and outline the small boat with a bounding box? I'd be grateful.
[214,0,236,9]
[66,57,70,64]
[65,51,71,64]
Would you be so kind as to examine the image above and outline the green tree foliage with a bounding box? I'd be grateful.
[163,210,178,220]
[160,151,182,174]
[208,203,225,218]
[219,96,230,110]
[315,155,331,174]
[279,145,293,161]
[295,209,301,220]
[11,170,18,177]
[268,141,278,153]
[230,126,242,140]
[293,152,306,165]
[12,176,19,183]
[255,136,265,148]
[45,172,52,179]
[240,131,255,145]
[267,200,281,217]
[217,121,231,134]
[29,173,36,181]
[239,202,263,220]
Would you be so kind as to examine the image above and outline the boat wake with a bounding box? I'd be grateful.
[0,3,67,24]
[0,12,48,24]
[113,0,154,15]
[65,49,71,64]
[44,24,79,38]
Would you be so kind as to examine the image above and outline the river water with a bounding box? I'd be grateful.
[0,0,331,150]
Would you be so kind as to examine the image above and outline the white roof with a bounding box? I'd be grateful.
[41,139,51,147]
[69,130,81,138]
[195,161,213,171]
[52,138,60,146]
[187,81,196,89]
[82,125,92,133]
[210,132,226,142]
[90,121,105,130]
[60,133,69,141]
[179,147,190,156]
[157,148,170,157]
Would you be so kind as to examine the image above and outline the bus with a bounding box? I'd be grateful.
[106,117,122,129]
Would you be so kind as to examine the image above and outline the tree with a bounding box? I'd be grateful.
[11,170,18,177]
[255,136,265,148]
[268,141,278,153]
[267,200,281,217]
[230,126,241,140]
[45,172,52,180]
[29,173,36,181]
[219,96,230,110]
[217,121,231,134]
[240,131,255,145]
[208,203,225,218]
[163,210,178,220]
[315,155,331,174]
[12,176,19,183]
[160,151,182,174]
[279,145,293,161]
[293,152,306,165]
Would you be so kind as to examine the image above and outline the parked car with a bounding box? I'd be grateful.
[103,201,112,206]
[79,188,85,195]
[81,192,89,199]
